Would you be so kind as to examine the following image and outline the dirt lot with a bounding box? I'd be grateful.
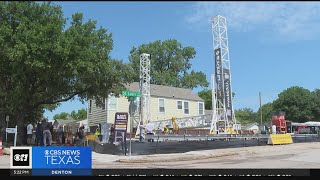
[1,142,320,169]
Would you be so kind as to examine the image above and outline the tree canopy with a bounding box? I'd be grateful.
[273,86,320,122]
[53,108,87,121]
[128,39,209,89]
[53,112,70,120]
[0,2,134,144]
[234,108,257,124]
[197,89,212,110]
[199,86,320,124]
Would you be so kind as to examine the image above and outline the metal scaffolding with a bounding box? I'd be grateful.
[210,15,238,134]
[135,53,151,138]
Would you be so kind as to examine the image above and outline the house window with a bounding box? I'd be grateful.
[109,96,117,110]
[184,101,189,114]
[159,99,165,113]
[89,100,92,113]
[199,102,204,115]
[102,98,106,110]
[177,100,182,110]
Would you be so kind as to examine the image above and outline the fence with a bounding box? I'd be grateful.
[118,133,320,155]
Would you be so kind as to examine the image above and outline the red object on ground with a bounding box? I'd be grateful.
[272,115,287,134]
[0,140,2,156]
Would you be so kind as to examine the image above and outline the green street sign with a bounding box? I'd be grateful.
[122,91,141,97]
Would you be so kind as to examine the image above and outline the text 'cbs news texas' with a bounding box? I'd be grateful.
[10,146,92,176]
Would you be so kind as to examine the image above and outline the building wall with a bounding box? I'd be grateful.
[107,96,131,129]
[88,95,205,132]
[149,97,205,121]
[248,125,259,131]
[88,99,107,127]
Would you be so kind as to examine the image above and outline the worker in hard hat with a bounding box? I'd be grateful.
[164,125,170,134]
[95,124,101,141]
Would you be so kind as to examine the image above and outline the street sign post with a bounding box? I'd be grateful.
[6,125,17,147]
[122,91,141,97]
[122,90,141,156]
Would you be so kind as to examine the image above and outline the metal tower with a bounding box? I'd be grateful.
[135,53,151,138]
[210,15,238,134]
[210,74,218,134]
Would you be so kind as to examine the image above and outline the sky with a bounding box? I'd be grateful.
[44,1,320,120]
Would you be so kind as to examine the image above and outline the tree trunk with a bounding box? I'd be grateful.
[15,112,27,146]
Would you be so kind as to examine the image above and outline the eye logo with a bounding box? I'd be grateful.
[45,150,49,155]
[14,154,28,162]
[11,147,32,168]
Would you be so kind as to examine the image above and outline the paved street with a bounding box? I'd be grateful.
[1,142,320,169]
[92,142,320,169]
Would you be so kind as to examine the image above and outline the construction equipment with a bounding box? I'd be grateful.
[271,112,287,134]
[171,117,179,134]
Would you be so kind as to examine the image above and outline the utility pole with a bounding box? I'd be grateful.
[129,100,133,157]
[259,92,262,129]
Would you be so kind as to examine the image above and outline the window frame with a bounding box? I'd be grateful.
[198,102,204,115]
[89,100,92,114]
[158,98,165,113]
[177,100,183,110]
[184,101,190,115]
[108,95,118,111]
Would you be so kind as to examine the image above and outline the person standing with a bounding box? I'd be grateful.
[27,123,34,146]
[43,122,52,146]
[57,125,64,146]
[35,123,43,146]
[95,124,101,141]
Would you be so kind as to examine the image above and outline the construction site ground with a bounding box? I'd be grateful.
[1,142,320,169]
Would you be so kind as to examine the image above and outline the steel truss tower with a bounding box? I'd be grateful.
[210,15,238,134]
[135,53,151,138]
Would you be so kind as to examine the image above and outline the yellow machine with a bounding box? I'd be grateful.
[163,117,179,134]
[171,117,179,134]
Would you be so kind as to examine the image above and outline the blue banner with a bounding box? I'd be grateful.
[32,147,92,176]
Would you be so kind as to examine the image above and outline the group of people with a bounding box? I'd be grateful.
[26,120,61,146]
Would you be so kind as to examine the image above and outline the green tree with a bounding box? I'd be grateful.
[235,108,257,124]
[129,39,209,89]
[198,89,235,110]
[273,86,315,122]
[198,89,212,110]
[70,108,87,120]
[53,112,70,120]
[0,2,134,144]
[256,102,274,123]
[312,89,320,121]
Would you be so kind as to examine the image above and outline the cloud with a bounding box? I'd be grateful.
[186,2,320,41]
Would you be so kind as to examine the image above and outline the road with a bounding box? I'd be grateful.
[92,142,320,168]
[1,142,320,169]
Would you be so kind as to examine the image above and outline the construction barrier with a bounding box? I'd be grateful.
[86,134,97,141]
[0,140,2,156]
[267,134,293,145]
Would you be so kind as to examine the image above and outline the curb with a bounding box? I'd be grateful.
[115,152,239,163]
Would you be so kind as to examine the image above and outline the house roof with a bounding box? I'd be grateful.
[56,119,77,125]
[292,121,320,126]
[124,82,204,101]
[242,122,259,130]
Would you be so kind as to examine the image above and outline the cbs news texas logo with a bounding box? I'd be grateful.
[10,146,92,170]
[10,147,32,169]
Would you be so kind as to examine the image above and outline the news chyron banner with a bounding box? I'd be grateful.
[10,146,92,176]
